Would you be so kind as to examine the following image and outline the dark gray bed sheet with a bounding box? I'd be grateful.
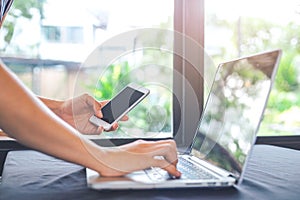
[1,144,300,200]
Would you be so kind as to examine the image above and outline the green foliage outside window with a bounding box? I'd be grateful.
[207,14,300,135]
[1,0,45,51]
[87,59,173,137]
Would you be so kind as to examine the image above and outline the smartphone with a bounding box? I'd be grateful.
[89,83,150,130]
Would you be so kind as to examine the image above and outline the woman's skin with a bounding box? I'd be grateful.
[38,95,118,134]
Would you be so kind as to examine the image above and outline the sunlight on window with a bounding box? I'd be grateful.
[0,0,174,138]
[206,0,300,136]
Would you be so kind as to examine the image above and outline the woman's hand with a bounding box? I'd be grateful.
[39,94,128,134]
[95,139,181,178]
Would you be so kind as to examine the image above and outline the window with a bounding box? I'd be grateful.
[1,0,175,140]
[42,26,84,43]
[2,0,299,146]
[205,0,300,137]
[73,0,175,139]
[42,26,60,42]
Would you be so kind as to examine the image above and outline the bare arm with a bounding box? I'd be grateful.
[0,61,107,172]
[0,61,180,177]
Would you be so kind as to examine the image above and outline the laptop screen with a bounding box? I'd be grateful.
[190,50,281,180]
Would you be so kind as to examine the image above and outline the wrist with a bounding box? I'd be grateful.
[38,96,64,116]
[82,141,113,175]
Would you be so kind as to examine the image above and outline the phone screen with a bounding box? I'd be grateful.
[101,87,145,124]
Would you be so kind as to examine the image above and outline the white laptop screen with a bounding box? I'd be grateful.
[190,50,281,180]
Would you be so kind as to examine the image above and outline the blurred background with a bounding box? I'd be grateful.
[1,0,300,137]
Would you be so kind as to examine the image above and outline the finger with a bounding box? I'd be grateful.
[150,140,178,165]
[84,94,96,106]
[84,94,103,118]
[100,100,109,107]
[134,140,178,165]
[96,126,104,134]
[93,102,103,118]
[94,108,103,118]
[120,115,129,121]
[95,100,110,118]
[153,158,181,178]
[107,123,119,132]
[112,123,119,130]
[152,139,177,147]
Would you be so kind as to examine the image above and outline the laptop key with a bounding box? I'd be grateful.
[145,167,173,181]
[144,158,218,181]
[178,158,217,180]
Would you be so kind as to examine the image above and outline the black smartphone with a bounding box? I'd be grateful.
[89,83,150,130]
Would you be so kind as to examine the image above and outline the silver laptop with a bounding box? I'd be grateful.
[86,49,282,190]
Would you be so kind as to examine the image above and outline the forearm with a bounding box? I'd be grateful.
[0,62,105,174]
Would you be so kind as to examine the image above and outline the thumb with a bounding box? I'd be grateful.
[85,95,103,118]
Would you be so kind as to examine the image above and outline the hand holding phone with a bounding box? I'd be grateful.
[89,83,150,131]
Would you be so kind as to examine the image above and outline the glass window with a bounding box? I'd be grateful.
[63,26,83,43]
[42,26,83,43]
[205,0,300,136]
[42,26,61,42]
[7,0,298,140]
[1,0,174,138]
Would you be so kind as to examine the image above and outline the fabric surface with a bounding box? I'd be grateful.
[1,144,300,200]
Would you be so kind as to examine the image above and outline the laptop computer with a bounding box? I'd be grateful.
[86,49,282,190]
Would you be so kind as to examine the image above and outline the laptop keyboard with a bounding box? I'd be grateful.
[144,167,173,182]
[178,157,217,180]
[144,157,218,181]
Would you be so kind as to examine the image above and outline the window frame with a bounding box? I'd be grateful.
[173,0,205,149]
